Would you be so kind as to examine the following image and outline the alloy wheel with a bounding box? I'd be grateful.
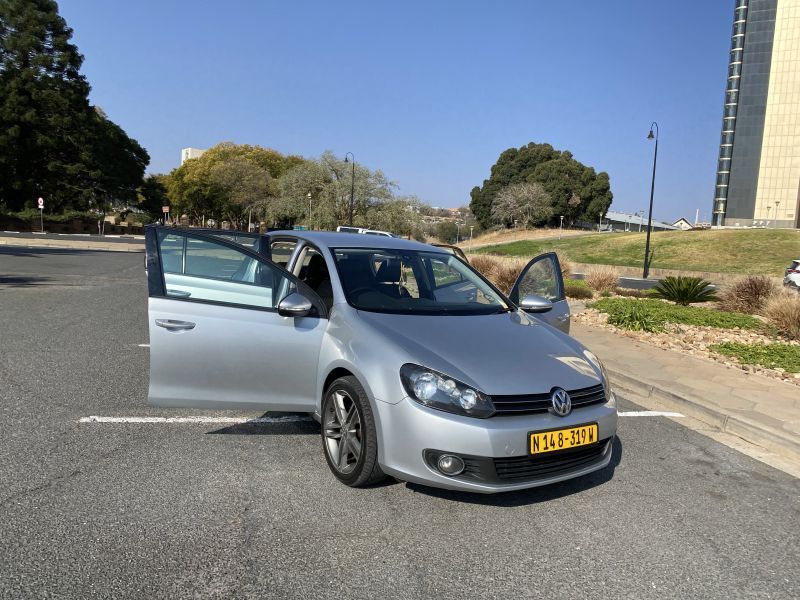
[323,390,362,474]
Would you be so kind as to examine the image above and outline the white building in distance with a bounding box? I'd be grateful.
[181,147,207,165]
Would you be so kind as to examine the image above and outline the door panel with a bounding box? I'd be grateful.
[146,227,326,410]
[148,297,325,410]
[509,252,570,333]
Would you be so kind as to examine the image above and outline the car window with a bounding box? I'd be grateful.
[270,240,297,267]
[515,256,561,302]
[332,247,509,315]
[157,231,294,309]
[430,260,464,288]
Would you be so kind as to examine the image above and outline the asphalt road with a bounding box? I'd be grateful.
[1,247,798,599]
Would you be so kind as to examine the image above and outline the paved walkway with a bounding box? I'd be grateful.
[0,234,143,252]
[571,322,800,464]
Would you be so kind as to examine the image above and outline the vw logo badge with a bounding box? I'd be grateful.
[550,388,572,417]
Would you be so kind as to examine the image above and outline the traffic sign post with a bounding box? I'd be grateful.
[162,205,170,224]
[37,197,44,232]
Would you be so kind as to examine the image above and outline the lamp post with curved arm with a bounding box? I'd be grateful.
[643,122,658,278]
[344,152,355,226]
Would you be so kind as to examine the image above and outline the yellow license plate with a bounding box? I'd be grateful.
[529,424,598,455]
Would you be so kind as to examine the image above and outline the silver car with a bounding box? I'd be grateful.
[144,227,618,493]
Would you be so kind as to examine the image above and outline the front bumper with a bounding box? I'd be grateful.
[375,396,618,493]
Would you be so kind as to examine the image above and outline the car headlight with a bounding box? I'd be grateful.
[584,351,615,408]
[400,364,495,418]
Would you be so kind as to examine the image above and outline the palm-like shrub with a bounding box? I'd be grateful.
[650,276,718,306]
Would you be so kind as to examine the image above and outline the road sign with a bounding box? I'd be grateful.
[37,197,44,209]
[162,206,170,214]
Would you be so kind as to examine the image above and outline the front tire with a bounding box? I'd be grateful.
[321,376,386,487]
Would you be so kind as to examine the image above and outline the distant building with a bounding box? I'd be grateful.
[600,211,679,232]
[712,0,800,228]
[181,147,207,165]
[672,218,694,231]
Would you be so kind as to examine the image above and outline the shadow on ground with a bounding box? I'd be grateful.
[207,413,318,436]
[0,275,51,287]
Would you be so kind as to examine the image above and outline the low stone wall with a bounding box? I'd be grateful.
[571,262,749,285]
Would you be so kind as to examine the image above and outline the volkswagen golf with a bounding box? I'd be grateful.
[144,227,618,493]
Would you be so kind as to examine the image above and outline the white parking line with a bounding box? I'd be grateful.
[138,343,150,347]
[618,411,684,417]
[79,415,312,424]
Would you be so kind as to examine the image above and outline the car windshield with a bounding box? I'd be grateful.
[331,247,511,315]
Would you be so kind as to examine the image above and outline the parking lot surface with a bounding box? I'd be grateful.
[1,247,798,599]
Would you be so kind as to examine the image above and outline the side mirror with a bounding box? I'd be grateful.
[519,294,553,313]
[277,292,313,318]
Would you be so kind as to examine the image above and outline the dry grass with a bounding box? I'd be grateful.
[718,275,779,315]
[585,266,619,293]
[764,291,800,341]
[467,254,527,293]
[458,227,588,250]
[467,252,574,295]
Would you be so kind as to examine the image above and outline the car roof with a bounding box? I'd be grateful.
[269,230,447,253]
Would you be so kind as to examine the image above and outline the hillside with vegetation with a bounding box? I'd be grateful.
[476,229,799,276]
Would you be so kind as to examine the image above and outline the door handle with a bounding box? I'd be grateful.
[155,319,196,331]
[167,289,192,298]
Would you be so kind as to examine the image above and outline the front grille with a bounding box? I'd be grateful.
[493,441,609,482]
[425,438,612,485]
[491,384,606,416]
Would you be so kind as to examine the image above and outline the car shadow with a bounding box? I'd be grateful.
[0,275,52,287]
[207,412,319,436]
[404,436,623,506]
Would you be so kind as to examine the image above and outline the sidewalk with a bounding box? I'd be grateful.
[571,322,800,464]
[0,234,143,252]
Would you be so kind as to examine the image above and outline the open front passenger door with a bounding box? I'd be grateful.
[508,252,570,334]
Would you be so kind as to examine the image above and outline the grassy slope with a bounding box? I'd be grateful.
[477,229,799,276]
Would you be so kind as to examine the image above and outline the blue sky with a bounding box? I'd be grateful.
[59,1,732,222]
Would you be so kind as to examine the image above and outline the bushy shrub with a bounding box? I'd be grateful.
[764,292,800,340]
[564,279,593,299]
[651,276,718,306]
[585,267,619,293]
[718,275,778,315]
[615,287,648,298]
[606,302,665,333]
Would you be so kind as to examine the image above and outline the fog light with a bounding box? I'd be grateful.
[436,454,465,476]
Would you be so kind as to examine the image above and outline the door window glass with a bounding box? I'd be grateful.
[270,241,297,267]
[515,256,562,302]
[157,231,293,309]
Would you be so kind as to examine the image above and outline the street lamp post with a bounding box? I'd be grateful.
[774,200,780,227]
[469,226,474,252]
[456,221,461,244]
[514,219,518,240]
[643,122,659,279]
[307,191,312,230]
[559,215,564,238]
[344,152,355,226]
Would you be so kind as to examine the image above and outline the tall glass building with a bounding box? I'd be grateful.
[712,0,800,228]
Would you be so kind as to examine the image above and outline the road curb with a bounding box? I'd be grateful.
[608,367,800,463]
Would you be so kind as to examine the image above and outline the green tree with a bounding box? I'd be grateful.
[137,174,169,222]
[436,221,459,244]
[166,142,301,225]
[0,0,148,211]
[470,142,612,229]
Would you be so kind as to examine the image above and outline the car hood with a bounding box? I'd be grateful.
[356,309,602,395]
